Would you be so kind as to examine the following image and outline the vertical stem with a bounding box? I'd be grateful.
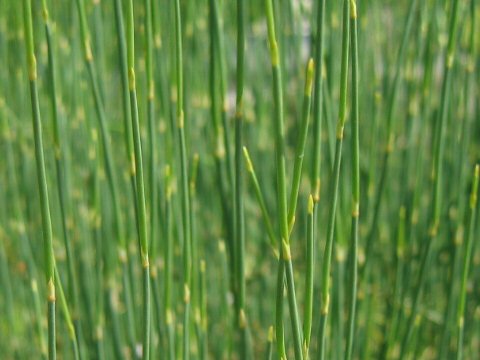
[54,265,80,360]
[303,196,314,359]
[243,147,278,255]
[144,4,159,335]
[287,59,314,232]
[173,1,192,358]
[345,2,359,359]
[22,0,56,358]
[318,0,349,358]
[235,0,248,356]
[164,166,175,360]
[311,0,326,201]
[125,1,151,358]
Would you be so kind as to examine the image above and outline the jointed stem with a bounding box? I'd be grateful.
[318,1,350,358]
[345,2,360,359]
[23,0,56,358]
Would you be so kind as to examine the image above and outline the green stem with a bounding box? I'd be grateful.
[173,1,192,358]
[345,2,359,359]
[318,1,350,358]
[54,265,80,360]
[164,166,175,360]
[303,196,314,359]
[311,0,326,201]
[287,59,314,232]
[265,0,303,358]
[243,147,277,256]
[22,0,56,358]
[125,1,151,358]
[235,0,248,356]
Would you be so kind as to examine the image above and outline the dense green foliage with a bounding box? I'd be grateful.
[0,0,479,359]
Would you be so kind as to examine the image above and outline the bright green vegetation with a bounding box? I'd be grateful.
[1,0,479,359]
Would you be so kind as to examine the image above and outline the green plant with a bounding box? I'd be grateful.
[3,0,480,359]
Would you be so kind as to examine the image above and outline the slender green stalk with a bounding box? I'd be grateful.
[273,255,286,359]
[303,196,314,359]
[235,0,248,356]
[164,165,175,360]
[144,5,159,341]
[173,1,192,358]
[54,265,80,360]
[318,1,349,358]
[311,0,326,201]
[243,147,277,256]
[287,58,314,232]
[125,1,151,358]
[265,0,303,358]
[455,165,479,359]
[111,0,138,352]
[400,0,462,355]
[22,0,56,358]
[345,2,359,359]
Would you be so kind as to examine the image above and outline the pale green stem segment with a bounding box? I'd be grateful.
[243,147,278,257]
[303,196,314,359]
[287,58,315,233]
